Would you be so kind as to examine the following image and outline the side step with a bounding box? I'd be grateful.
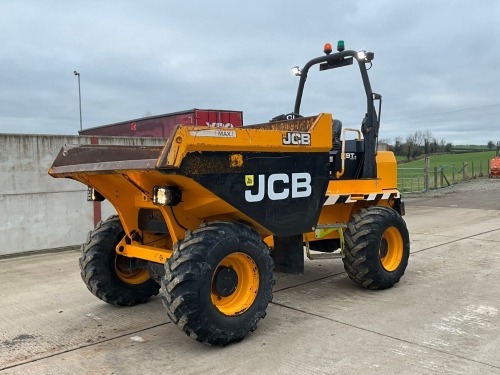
[304,223,346,260]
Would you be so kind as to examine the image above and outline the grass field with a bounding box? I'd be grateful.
[399,151,495,170]
[397,151,496,192]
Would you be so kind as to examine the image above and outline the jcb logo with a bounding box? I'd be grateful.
[282,132,311,146]
[244,173,312,202]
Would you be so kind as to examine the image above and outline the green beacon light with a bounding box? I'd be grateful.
[337,40,345,52]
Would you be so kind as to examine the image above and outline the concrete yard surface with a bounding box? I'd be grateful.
[1,182,500,374]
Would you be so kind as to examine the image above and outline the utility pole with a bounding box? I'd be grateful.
[73,71,82,131]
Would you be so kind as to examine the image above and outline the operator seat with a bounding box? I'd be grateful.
[329,119,343,179]
[332,119,342,151]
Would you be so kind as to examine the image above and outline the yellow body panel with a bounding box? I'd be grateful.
[307,151,399,242]
[49,113,400,264]
[157,114,333,169]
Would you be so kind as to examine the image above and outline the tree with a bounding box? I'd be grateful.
[488,140,495,150]
[430,138,438,154]
[394,137,403,155]
[391,130,449,157]
[439,138,446,153]
[423,130,433,155]
[405,134,415,160]
[405,131,426,159]
[411,130,425,148]
[378,138,392,151]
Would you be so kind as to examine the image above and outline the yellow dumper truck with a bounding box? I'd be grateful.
[49,41,409,345]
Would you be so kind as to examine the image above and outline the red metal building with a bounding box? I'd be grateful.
[79,109,243,138]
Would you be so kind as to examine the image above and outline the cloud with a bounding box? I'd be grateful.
[0,0,499,144]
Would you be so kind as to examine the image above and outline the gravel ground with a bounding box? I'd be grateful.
[404,177,500,198]
[403,177,500,210]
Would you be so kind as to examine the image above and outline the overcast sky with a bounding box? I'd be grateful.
[1,0,499,145]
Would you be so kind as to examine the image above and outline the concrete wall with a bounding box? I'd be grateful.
[0,134,165,256]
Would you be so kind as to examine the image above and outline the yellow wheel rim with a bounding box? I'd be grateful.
[211,252,259,316]
[114,254,151,285]
[379,226,404,272]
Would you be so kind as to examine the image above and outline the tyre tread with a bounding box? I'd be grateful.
[342,206,410,290]
[79,215,159,306]
[161,221,275,346]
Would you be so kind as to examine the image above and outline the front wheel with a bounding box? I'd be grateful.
[343,206,410,290]
[161,222,275,346]
[79,215,160,306]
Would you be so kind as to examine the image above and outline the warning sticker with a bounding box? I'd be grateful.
[245,175,254,187]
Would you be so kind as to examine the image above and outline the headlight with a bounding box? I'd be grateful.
[152,186,182,206]
[291,66,302,76]
[357,50,374,62]
[87,187,105,201]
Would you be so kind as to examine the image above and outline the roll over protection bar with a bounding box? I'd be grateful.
[293,49,381,179]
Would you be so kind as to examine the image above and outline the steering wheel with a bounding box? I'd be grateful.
[270,112,303,122]
[284,112,303,120]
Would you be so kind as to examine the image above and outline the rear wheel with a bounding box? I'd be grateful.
[161,222,275,346]
[343,206,409,290]
[79,215,159,306]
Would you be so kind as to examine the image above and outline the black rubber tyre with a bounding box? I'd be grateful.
[343,206,410,290]
[161,222,275,346]
[79,215,160,306]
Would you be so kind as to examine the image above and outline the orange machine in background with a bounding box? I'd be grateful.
[490,141,500,178]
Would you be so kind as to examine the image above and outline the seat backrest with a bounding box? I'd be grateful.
[333,119,342,139]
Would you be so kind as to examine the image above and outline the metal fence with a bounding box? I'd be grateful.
[398,158,491,193]
[397,168,426,193]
